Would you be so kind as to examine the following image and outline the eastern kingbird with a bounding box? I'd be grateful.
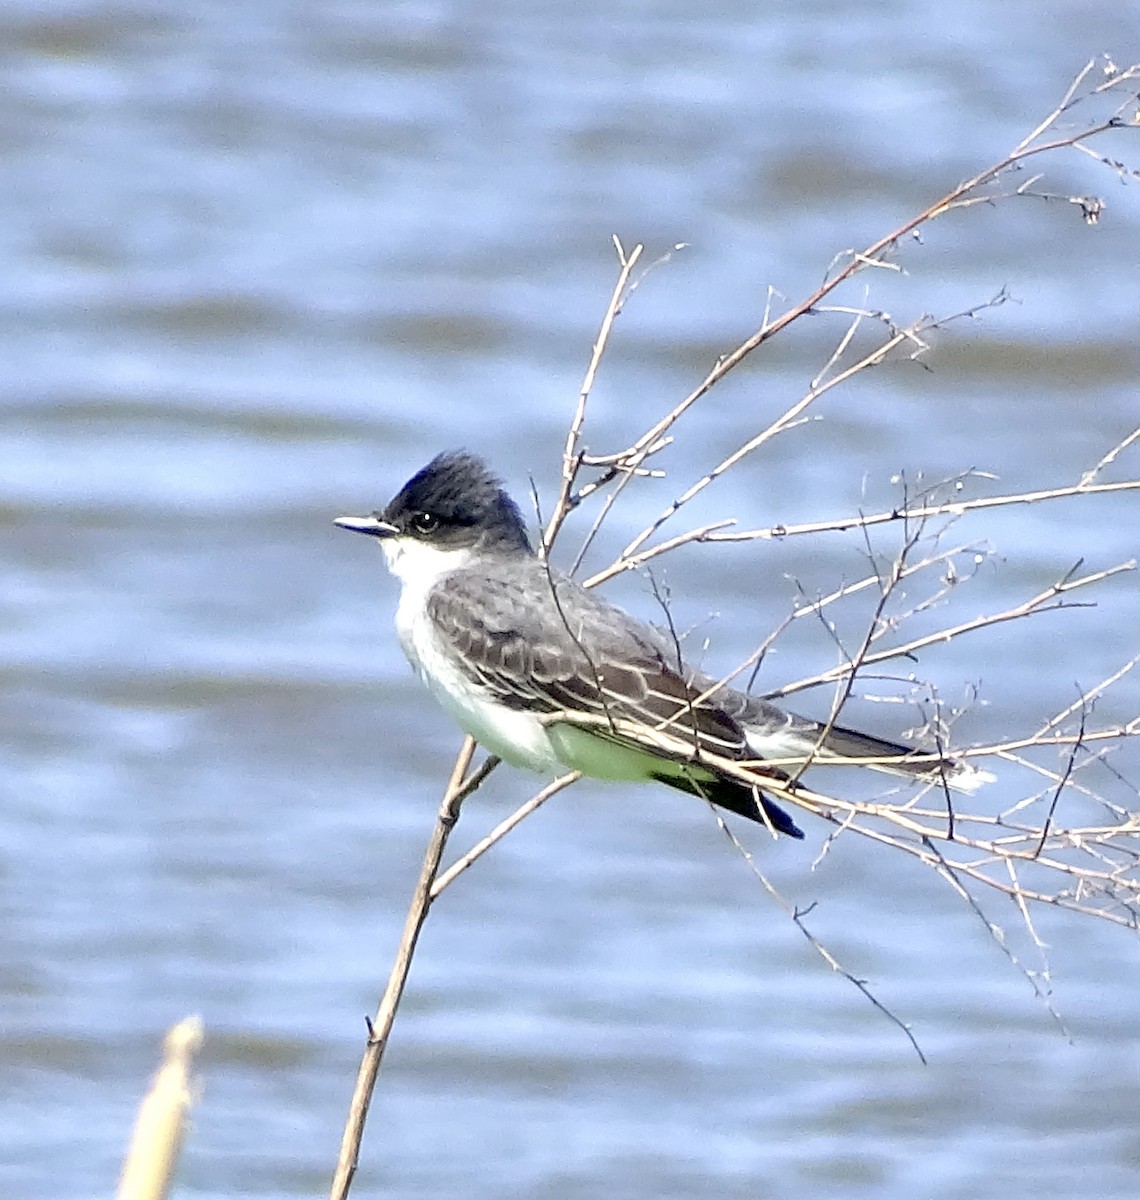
[336,452,991,839]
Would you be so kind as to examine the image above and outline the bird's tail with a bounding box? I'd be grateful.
[698,679,993,794]
[651,770,805,839]
[743,715,994,794]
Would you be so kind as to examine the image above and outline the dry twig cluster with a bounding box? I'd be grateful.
[329,58,1140,1200]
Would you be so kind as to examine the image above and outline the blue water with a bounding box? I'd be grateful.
[2,4,1139,1198]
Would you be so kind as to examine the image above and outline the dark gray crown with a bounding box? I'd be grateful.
[383,452,532,552]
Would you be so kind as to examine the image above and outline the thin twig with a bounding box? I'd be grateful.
[707,481,1140,545]
[432,773,580,896]
[542,239,644,558]
[715,814,928,1063]
[766,561,1135,701]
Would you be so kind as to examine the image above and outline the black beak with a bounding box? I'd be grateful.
[333,514,398,538]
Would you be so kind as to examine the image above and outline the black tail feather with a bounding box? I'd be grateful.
[652,771,805,839]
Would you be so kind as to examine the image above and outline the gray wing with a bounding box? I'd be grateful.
[690,673,816,742]
[426,559,749,761]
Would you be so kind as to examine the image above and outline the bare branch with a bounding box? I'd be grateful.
[330,739,490,1200]
[541,239,645,558]
[431,772,580,897]
[706,479,1140,545]
[767,561,1135,701]
[333,60,1140,1193]
[716,815,928,1063]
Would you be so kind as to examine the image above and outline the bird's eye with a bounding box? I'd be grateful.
[410,511,440,535]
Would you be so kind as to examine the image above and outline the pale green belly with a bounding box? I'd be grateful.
[547,723,715,785]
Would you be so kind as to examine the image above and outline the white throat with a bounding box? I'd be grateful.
[379,536,474,669]
[380,534,473,590]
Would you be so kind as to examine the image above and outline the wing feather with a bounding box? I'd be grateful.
[426,562,749,763]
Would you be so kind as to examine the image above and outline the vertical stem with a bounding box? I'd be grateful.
[328,738,477,1200]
